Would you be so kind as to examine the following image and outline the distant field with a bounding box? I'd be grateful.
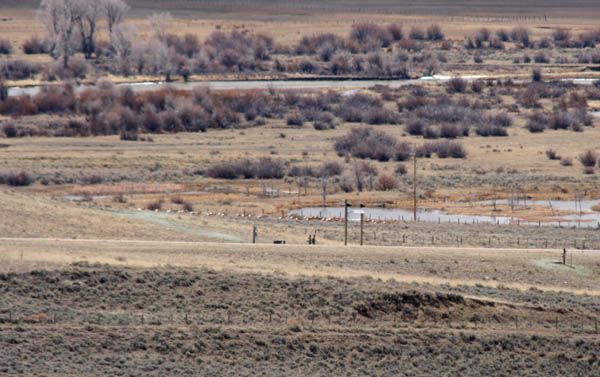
[3,0,600,49]
[5,0,600,17]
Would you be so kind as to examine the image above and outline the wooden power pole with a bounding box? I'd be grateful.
[360,212,364,246]
[413,149,417,222]
[344,200,349,245]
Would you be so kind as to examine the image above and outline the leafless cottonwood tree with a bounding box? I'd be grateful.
[40,0,80,68]
[148,12,171,43]
[146,13,174,80]
[40,0,129,66]
[110,23,135,74]
[75,0,102,58]
[103,0,129,34]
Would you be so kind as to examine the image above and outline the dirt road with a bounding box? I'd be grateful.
[1,237,598,295]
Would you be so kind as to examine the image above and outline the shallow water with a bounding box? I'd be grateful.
[289,203,600,228]
[7,75,598,97]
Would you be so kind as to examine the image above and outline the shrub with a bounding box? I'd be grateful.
[496,29,509,42]
[409,27,425,40]
[22,36,48,54]
[426,25,444,41]
[2,123,17,138]
[207,161,241,179]
[533,52,549,64]
[146,200,163,211]
[211,106,240,129]
[560,157,573,166]
[526,112,548,133]
[578,150,597,167]
[447,77,467,94]
[489,37,505,50]
[548,110,574,130]
[299,60,318,73]
[546,149,560,160]
[254,157,285,179]
[0,171,33,186]
[363,107,398,125]
[510,27,531,47]
[350,23,392,47]
[395,142,413,161]
[405,118,425,135]
[387,24,403,41]
[182,201,194,212]
[475,123,508,137]
[475,28,491,43]
[395,163,407,175]
[578,32,598,48]
[177,103,209,132]
[334,128,404,162]
[553,28,571,43]
[313,112,336,130]
[320,162,343,177]
[420,140,467,158]
[352,161,379,191]
[0,80,6,101]
[436,140,467,158]
[0,39,12,55]
[337,93,384,123]
[423,126,440,139]
[489,113,512,128]
[471,80,484,93]
[207,158,284,179]
[377,174,399,191]
[397,96,428,111]
[439,123,463,138]
[120,128,139,141]
[34,84,76,113]
[519,85,541,108]
[286,111,304,126]
[0,60,41,80]
[296,33,345,55]
[531,68,543,82]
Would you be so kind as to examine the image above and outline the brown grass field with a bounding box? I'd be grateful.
[2,1,600,375]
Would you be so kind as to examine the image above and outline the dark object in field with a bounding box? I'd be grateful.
[273,240,286,244]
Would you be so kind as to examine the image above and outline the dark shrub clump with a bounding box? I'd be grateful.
[0,171,33,186]
[334,128,411,162]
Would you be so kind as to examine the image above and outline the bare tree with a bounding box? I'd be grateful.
[75,0,102,59]
[103,0,129,34]
[148,12,171,42]
[40,0,80,68]
[110,23,135,75]
[145,13,174,80]
[144,38,173,80]
[353,161,378,192]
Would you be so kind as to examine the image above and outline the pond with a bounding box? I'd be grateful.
[289,200,600,228]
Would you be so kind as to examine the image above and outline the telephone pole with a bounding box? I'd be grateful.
[413,148,417,222]
[360,212,364,246]
[344,200,349,245]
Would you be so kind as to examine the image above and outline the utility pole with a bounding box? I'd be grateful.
[360,212,364,246]
[344,200,349,246]
[413,148,417,222]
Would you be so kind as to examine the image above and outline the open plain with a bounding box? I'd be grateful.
[2,0,600,376]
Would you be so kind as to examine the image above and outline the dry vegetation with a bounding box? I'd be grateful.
[3,1,600,375]
[0,241,599,376]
